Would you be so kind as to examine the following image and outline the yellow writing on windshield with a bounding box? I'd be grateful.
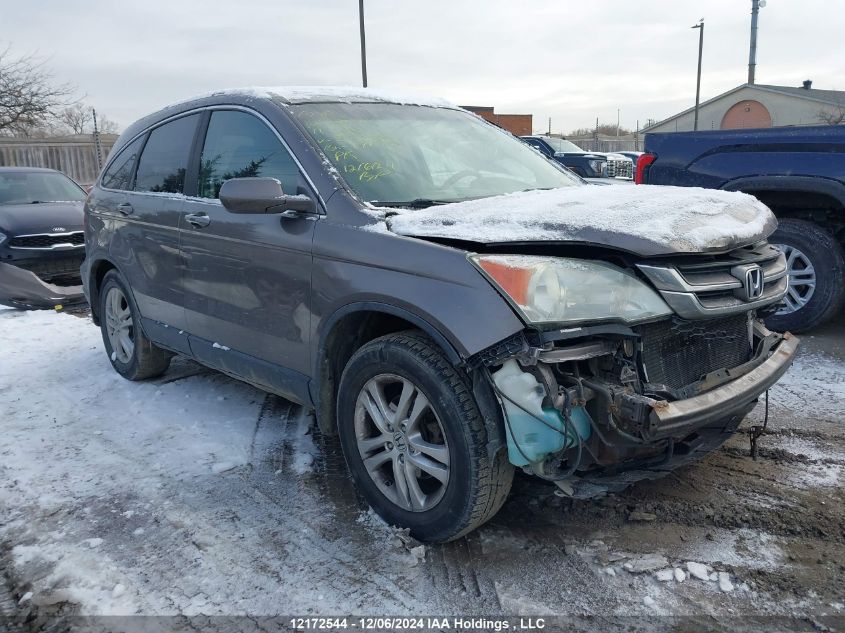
[308,124,398,182]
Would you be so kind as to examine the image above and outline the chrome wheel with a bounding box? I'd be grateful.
[775,244,816,315]
[104,286,134,363]
[354,374,450,512]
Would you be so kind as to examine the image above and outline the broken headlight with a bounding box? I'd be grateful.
[470,254,672,325]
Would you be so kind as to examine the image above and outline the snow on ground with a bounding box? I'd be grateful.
[765,349,845,423]
[385,185,776,254]
[0,310,433,616]
[2,308,844,626]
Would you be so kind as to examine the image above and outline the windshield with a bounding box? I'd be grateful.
[290,103,579,206]
[541,137,584,154]
[0,171,86,205]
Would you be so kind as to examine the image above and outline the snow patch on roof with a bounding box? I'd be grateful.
[186,85,458,109]
[385,185,777,255]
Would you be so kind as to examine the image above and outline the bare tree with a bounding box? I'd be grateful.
[568,124,633,137]
[57,103,92,134]
[0,45,75,135]
[817,105,845,125]
[94,112,119,135]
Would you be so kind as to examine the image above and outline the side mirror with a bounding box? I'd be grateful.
[218,177,316,215]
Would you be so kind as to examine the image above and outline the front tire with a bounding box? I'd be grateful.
[99,270,172,381]
[765,218,845,333]
[337,331,513,542]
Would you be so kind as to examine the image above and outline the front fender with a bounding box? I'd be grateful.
[317,301,463,367]
[722,175,845,207]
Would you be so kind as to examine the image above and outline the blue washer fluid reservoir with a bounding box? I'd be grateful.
[492,360,591,467]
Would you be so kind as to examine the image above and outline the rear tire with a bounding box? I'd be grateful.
[765,218,845,333]
[99,270,171,381]
[337,331,513,542]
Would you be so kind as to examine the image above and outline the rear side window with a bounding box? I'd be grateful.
[197,110,299,199]
[101,135,144,190]
[134,114,200,194]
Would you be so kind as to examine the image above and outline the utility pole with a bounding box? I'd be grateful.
[359,0,368,88]
[92,108,103,170]
[617,108,620,138]
[691,19,704,131]
[548,117,551,135]
[748,0,765,84]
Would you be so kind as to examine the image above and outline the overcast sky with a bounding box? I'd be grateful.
[5,0,843,134]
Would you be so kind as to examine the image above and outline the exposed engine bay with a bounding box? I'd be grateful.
[472,311,798,498]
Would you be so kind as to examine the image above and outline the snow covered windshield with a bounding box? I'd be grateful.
[0,171,86,205]
[290,103,579,206]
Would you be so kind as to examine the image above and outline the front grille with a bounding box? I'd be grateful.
[15,256,84,285]
[9,232,85,249]
[636,314,751,390]
[637,243,788,319]
[607,159,633,179]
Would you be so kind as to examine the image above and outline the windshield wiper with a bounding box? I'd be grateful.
[375,198,456,210]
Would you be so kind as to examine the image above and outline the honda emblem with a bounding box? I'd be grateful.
[731,263,765,301]
[743,265,764,300]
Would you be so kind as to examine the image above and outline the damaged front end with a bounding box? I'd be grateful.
[468,244,799,497]
[0,257,85,309]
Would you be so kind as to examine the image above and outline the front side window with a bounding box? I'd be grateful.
[134,114,200,194]
[101,135,145,190]
[290,103,578,206]
[197,110,299,199]
[0,171,86,205]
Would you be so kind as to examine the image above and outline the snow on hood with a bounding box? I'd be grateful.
[384,185,777,256]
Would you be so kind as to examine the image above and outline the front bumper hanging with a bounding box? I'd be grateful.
[646,331,799,440]
[0,262,85,308]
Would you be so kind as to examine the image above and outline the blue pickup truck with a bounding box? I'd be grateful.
[637,125,845,332]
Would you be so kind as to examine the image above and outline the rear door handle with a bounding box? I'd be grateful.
[117,202,134,215]
[185,212,211,228]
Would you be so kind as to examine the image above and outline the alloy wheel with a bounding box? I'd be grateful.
[104,286,134,363]
[354,374,450,512]
[775,244,816,315]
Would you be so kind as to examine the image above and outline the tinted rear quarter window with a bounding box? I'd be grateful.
[198,110,299,199]
[135,114,200,194]
[101,135,145,190]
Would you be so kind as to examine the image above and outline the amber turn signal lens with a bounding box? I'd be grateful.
[475,258,532,305]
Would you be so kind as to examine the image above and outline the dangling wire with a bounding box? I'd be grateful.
[749,389,769,460]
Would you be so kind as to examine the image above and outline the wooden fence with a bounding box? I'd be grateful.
[0,135,118,185]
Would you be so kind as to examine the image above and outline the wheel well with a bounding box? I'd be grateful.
[745,189,845,241]
[88,259,117,324]
[314,310,444,435]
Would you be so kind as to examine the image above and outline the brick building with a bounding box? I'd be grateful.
[461,105,533,136]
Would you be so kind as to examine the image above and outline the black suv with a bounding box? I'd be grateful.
[521,135,633,180]
[83,88,797,542]
[0,167,87,308]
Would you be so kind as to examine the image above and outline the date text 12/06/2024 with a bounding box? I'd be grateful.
[289,617,547,631]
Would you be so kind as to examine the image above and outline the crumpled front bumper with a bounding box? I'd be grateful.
[646,331,799,440]
[0,262,85,309]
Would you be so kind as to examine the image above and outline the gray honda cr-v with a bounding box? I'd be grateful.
[83,87,798,542]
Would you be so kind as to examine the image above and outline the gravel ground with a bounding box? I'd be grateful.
[0,307,843,632]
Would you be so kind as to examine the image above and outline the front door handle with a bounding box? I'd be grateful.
[185,212,211,228]
[117,202,134,215]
